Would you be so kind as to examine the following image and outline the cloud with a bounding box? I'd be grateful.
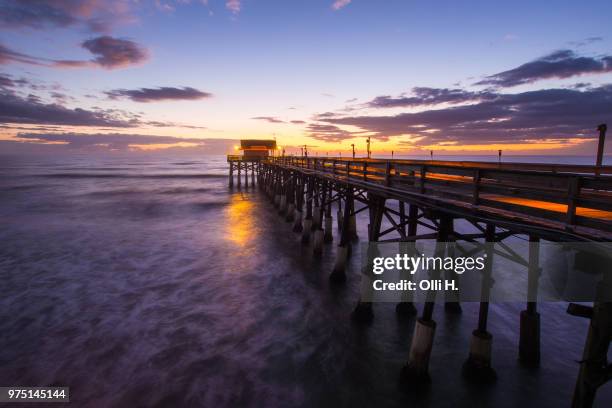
[226,0,241,14]
[15,132,206,149]
[4,133,239,154]
[0,0,132,33]
[332,0,351,11]
[290,120,306,124]
[73,36,148,69]
[0,44,48,66]
[367,87,497,108]
[476,50,612,88]
[319,85,612,145]
[570,37,604,47]
[105,86,212,102]
[0,89,136,127]
[306,123,357,142]
[0,36,149,70]
[0,73,21,88]
[251,116,285,123]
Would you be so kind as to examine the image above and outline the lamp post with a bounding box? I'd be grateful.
[351,144,355,159]
[498,149,502,163]
[366,137,371,159]
[596,124,607,169]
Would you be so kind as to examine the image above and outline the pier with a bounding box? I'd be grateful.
[227,153,612,407]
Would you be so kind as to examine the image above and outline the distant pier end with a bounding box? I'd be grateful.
[227,139,276,187]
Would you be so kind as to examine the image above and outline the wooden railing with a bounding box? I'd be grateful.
[266,156,612,237]
[227,155,264,162]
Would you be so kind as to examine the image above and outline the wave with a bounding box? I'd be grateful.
[37,173,227,179]
[81,187,212,197]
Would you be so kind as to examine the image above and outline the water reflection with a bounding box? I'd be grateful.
[225,192,256,248]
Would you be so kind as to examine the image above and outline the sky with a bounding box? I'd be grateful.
[1,0,612,156]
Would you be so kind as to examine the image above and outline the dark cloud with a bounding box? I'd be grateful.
[290,120,306,124]
[105,86,211,102]
[0,44,47,66]
[306,123,358,142]
[0,89,205,129]
[569,37,604,47]
[60,36,148,69]
[0,0,131,33]
[368,87,497,108]
[251,116,285,123]
[0,89,135,127]
[0,36,148,70]
[320,85,612,145]
[476,50,612,88]
[0,73,15,88]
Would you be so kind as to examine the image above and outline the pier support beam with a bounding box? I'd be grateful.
[336,197,344,231]
[570,247,612,408]
[519,235,541,366]
[293,177,304,233]
[402,215,452,384]
[330,186,354,284]
[313,183,326,255]
[229,162,234,187]
[571,292,612,407]
[286,177,295,222]
[444,218,462,314]
[463,223,497,382]
[396,202,418,316]
[352,193,386,324]
[302,178,313,243]
[324,184,333,243]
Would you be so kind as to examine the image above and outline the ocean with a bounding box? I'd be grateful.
[0,154,610,407]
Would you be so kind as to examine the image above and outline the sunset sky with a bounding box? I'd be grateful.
[1,0,612,155]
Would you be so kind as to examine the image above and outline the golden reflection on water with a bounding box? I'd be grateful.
[225,194,256,247]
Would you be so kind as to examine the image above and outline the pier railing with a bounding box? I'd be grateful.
[266,156,612,238]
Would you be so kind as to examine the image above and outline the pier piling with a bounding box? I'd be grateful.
[463,223,497,381]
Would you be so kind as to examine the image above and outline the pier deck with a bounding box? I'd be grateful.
[263,156,612,241]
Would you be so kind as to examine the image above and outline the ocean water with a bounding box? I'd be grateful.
[0,155,610,407]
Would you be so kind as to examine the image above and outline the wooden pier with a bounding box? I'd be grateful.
[227,154,612,407]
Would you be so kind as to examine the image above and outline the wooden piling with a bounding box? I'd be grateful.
[330,186,354,283]
[571,268,612,408]
[352,193,386,324]
[402,215,452,384]
[462,223,497,381]
[519,235,541,366]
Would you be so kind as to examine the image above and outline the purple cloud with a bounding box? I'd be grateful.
[0,44,48,66]
[226,0,241,14]
[105,87,212,102]
[1,134,240,154]
[319,85,612,145]
[15,132,206,149]
[251,116,285,123]
[290,120,306,124]
[0,0,132,33]
[76,36,148,69]
[0,89,135,127]
[332,0,352,11]
[476,50,612,88]
[368,87,497,108]
[1,36,148,70]
[307,123,357,142]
